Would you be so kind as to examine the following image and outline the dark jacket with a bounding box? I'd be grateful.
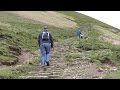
[38,31,53,48]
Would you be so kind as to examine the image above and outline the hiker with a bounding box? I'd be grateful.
[76,29,81,40]
[76,29,84,40]
[38,26,53,68]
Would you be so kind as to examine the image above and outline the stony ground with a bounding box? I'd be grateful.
[19,41,109,79]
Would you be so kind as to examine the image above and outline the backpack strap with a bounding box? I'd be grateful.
[47,32,49,39]
[42,32,45,39]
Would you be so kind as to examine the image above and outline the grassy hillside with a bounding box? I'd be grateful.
[0,12,75,66]
[0,11,120,78]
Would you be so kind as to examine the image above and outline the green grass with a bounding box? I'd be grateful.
[0,57,40,79]
[0,69,15,79]
[104,67,120,79]
[65,52,82,61]
[0,65,36,79]
[87,50,116,64]
[104,71,120,79]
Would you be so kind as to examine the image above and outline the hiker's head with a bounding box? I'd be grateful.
[43,26,48,32]
[44,26,48,29]
[77,29,80,31]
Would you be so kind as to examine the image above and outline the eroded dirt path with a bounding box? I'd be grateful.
[19,41,110,79]
[0,39,116,79]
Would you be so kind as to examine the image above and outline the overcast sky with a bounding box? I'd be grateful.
[76,11,120,29]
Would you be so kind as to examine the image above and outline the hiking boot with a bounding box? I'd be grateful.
[46,62,50,66]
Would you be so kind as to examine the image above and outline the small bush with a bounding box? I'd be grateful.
[0,69,15,79]
[77,41,109,51]
[88,50,115,64]
[0,56,18,65]
[65,53,82,61]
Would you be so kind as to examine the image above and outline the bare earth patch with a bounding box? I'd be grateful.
[93,25,120,45]
[7,11,77,28]
[101,36,120,45]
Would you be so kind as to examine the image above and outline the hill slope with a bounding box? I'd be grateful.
[0,11,120,79]
[7,11,77,28]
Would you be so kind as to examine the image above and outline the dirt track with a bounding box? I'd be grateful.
[0,40,116,79]
[19,42,108,79]
[8,11,77,28]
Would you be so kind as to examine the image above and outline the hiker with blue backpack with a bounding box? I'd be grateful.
[38,26,53,69]
[76,28,84,40]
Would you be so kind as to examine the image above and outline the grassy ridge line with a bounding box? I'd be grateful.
[58,11,120,30]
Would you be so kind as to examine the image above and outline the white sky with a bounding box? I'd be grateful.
[76,11,120,29]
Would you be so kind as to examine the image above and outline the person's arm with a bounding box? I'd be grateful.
[38,33,41,47]
[49,33,53,48]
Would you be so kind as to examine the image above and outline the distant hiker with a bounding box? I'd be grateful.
[76,29,84,40]
[76,29,81,40]
[38,26,53,69]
